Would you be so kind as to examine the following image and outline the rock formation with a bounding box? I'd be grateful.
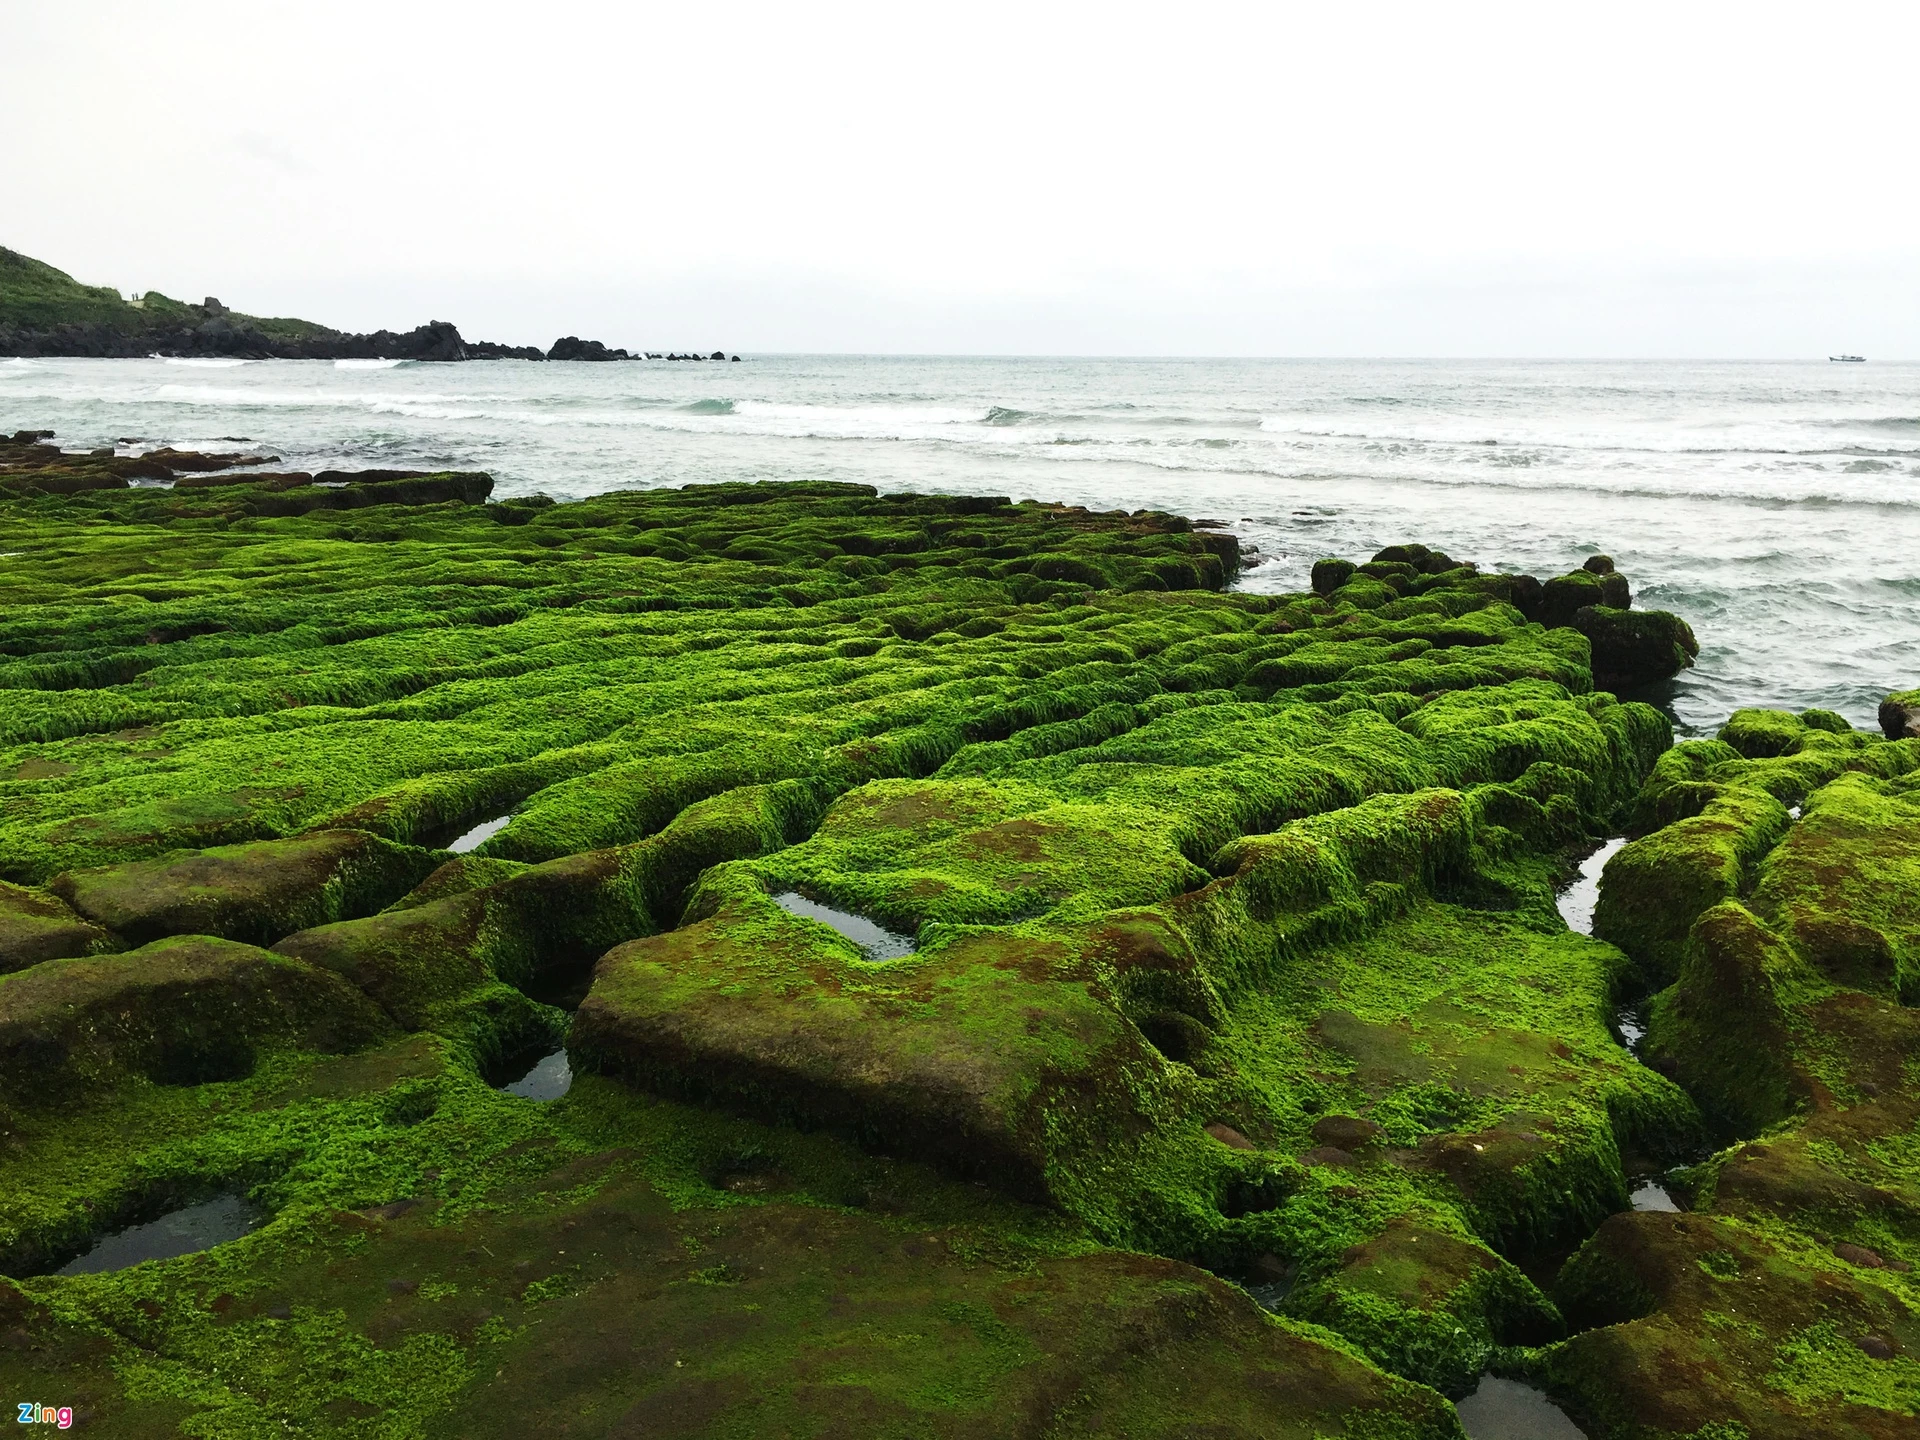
[546,335,635,361]
[0,431,1907,1438]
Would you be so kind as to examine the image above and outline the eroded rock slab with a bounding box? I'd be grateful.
[49,829,441,948]
[0,879,116,974]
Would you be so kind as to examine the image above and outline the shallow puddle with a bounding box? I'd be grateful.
[1245,1279,1294,1312]
[1630,1180,1679,1212]
[771,892,916,960]
[1555,837,1625,935]
[56,1194,261,1276]
[1613,1002,1648,1052]
[448,815,510,853]
[499,1048,572,1101]
[1455,1375,1588,1439]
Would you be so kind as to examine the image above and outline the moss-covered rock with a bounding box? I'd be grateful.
[275,781,824,1032]
[1569,604,1699,693]
[48,830,442,948]
[1546,698,1920,1436]
[1549,1209,1919,1440]
[0,935,392,1109]
[0,879,117,974]
[0,439,1773,1432]
[1643,899,1812,1134]
[1594,708,1918,988]
[1,1125,1466,1439]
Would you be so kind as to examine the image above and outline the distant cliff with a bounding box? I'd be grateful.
[0,247,586,362]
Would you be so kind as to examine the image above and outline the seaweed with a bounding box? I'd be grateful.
[1545,706,1920,1438]
[0,434,1810,1435]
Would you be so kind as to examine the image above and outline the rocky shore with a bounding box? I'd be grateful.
[0,427,1911,1439]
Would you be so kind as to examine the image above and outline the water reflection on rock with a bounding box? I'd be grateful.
[1455,1374,1587,1439]
[501,1049,572,1101]
[56,1194,261,1276]
[772,891,916,961]
[448,815,510,853]
[1555,837,1625,935]
[1630,1180,1680,1212]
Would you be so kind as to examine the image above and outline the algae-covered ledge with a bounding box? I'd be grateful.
[0,427,1913,1440]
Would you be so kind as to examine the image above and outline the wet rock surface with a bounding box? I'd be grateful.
[0,433,1910,1436]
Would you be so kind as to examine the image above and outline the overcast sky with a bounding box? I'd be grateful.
[5,1,1915,355]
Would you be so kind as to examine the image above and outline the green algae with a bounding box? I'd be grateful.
[49,829,443,949]
[0,878,117,973]
[0,451,1761,1434]
[1539,704,1920,1438]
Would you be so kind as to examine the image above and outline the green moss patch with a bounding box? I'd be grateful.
[0,464,1740,1432]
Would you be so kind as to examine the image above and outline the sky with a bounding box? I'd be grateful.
[4,1,1916,356]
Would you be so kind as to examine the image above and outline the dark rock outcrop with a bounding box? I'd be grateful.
[1311,545,1695,693]
[547,336,634,362]
[1571,605,1699,693]
[466,339,547,361]
[1880,691,1920,740]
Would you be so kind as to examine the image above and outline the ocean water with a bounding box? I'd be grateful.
[4,354,1915,733]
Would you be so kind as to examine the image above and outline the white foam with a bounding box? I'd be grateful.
[153,385,476,411]
[368,400,488,420]
[161,357,254,368]
[335,358,409,370]
[585,398,1088,447]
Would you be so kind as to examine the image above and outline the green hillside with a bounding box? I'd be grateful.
[0,246,339,343]
[0,247,174,331]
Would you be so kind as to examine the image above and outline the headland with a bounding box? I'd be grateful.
[0,247,724,362]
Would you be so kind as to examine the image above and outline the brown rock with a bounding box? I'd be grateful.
[1301,1146,1353,1168]
[1247,1251,1294,1284]
[1205,1123,1256,1150]
[1833,1242,1885,1268]
[1309,1115,1382,1150]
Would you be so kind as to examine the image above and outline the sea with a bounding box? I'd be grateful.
[3,353,1915,735]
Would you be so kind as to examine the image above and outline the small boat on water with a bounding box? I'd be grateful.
[1829,354,1866,362]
